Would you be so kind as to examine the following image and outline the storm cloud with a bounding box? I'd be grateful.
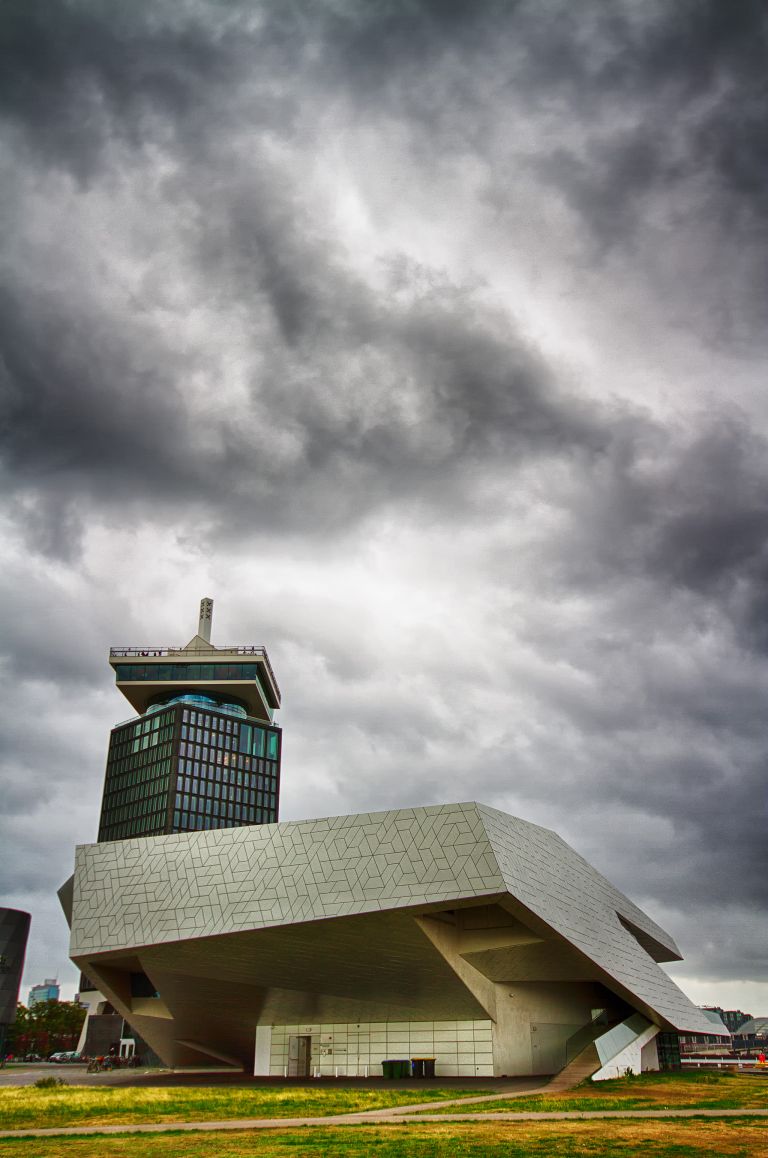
[0,0,766,1013]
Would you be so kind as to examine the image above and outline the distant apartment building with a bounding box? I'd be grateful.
[28,978,59,1007]
[702,1006,753,1034]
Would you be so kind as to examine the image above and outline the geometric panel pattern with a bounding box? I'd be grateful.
[476,805,713,1033]
[68,801,714,1036]
[70,803,504,953]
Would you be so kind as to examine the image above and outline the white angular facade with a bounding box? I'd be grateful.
[63,802,714,1077]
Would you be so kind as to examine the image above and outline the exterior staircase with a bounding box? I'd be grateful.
[547,1012,658,1090]
[547,1042,601,1091]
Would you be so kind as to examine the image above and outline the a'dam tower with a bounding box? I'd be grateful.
[98,599,282,841]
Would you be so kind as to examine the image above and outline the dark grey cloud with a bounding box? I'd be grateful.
[548,415,768,656]
[0,0,255,177]
[0,179,605,553]
[3,0,767,552]
[1,0,766,1005]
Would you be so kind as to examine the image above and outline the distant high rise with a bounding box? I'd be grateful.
[97,599,282,841]
[28,978,59,1007]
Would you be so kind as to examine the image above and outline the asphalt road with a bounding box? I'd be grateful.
[0,1063,142,1088]
[0,1063,542,1092]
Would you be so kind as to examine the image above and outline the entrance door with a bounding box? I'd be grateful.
[288,1035,312,1077]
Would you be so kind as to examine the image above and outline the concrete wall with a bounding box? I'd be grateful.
[254,1024,272,1075]
[75,990,112,1054]
[491,981,610,1076]
[641,1033,660,1072]
[265,1020,495,1077]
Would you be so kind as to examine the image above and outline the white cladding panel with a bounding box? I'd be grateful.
[268,1020,495,1078]
[70,804,504,954]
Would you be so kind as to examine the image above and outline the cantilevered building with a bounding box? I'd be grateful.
[98,599,281,840]
[62,604,716,1079]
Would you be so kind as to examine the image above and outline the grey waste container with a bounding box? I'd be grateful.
[411,1057,436,1078]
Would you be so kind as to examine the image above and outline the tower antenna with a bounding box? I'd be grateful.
[198,597,213,644]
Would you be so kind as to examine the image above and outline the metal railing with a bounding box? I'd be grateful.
[564,1009,611,1065]
[109,645,280,701]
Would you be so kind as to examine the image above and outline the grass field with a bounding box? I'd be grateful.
[426,1069,768,1113]
[0,1084,481,1131]
[0,1072,765,1157]
[0,1120,767,1157]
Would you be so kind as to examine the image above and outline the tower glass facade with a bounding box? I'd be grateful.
[97,601,282,842]
[28,978,60,1007]
[97,701,281,840]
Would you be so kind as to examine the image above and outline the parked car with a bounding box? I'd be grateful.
[47,1051,82,1063]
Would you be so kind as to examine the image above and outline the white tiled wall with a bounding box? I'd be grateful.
[268,1020,495,1077]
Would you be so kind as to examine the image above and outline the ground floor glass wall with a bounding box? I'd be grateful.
[266,1020,494,1078]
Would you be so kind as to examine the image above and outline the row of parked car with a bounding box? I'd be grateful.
[49,1051,141,1067]
[9,1050,140,1065]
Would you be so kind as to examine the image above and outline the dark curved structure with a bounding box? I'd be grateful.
[0,908,30,1055]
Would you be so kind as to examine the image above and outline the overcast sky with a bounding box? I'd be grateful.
[1,0,766,1015]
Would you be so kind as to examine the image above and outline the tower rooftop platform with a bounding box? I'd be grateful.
[109,644,280,720]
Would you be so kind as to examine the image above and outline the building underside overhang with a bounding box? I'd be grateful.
[65,802,717,1069]
[74,896,674,1069]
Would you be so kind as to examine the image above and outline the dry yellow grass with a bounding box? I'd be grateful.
[0,1083,477,1130]
[429,1069,768,1113]
[0,1119,767,1157]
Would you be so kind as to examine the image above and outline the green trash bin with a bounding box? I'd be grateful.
[382,1060,395,1079]
[396,1059,410,1078]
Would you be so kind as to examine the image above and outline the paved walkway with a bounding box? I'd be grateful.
[2,1103,767,1138]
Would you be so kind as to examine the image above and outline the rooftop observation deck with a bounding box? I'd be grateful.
[109,645,280,721]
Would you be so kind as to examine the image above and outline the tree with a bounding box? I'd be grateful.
[6,1000,86,1058]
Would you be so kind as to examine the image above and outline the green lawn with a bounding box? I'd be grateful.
[0,1084,482,1131]
[0,1120,767,1157]
[426,1069,768,1113]
[0,1071,765,1158]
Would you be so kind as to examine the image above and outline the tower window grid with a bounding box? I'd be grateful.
[98,706,281,841]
